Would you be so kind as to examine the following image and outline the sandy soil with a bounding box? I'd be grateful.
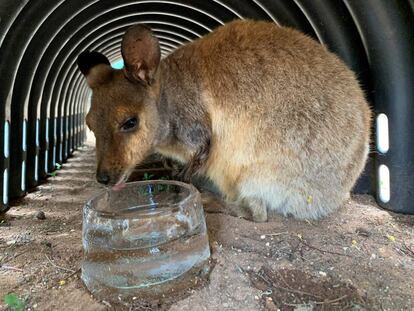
[1,144,414,311]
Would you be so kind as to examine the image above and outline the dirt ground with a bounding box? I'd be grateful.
[1,143,414,311]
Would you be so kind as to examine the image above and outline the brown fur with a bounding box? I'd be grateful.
[79,20,371,221]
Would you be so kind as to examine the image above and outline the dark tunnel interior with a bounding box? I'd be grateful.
[0,0,413,214]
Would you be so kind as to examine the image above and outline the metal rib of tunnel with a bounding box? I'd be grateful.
[0,0,413,214]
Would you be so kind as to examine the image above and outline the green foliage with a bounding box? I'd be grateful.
[142,173,155,180]
[137,172,172,197]
[47,171,57,177]
[3,293,25,311]
[47,163,62,177]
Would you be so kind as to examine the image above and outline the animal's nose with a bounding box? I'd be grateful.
[96,172,110,185]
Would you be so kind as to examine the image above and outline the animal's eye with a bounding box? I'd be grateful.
[120,117,138,132]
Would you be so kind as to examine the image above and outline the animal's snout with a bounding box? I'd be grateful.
[96,171,110,185]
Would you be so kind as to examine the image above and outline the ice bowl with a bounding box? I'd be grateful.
[81,180,211,299]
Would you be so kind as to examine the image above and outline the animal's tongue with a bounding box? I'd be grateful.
[112,182,126,191]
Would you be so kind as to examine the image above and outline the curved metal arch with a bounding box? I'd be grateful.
[293,1,369,79]
[344,0,414,213]
[9,0,110,190]
[92,33,180,55]
[252,0,316,36]
[126,0,226,25]
[150,28,194,42]
[0,1,30,46]
[0,1,66,198]
[252,0,278,23]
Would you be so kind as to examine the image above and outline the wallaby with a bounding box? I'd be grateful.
[77,19,371,222]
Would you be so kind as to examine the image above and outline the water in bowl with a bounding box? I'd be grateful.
[81,181,211,298]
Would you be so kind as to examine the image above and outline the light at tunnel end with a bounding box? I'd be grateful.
[111,59,124,69]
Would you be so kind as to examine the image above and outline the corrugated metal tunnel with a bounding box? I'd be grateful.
[0,0,413,214]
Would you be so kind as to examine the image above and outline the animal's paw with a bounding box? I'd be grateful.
[251,209,268,222]
[247,198,268,223]
[226,198,268,222]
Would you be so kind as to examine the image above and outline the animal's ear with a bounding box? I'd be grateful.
[121,24,161,85]
[77,51,112,88]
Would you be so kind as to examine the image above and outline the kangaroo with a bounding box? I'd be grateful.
[77,19,371,222]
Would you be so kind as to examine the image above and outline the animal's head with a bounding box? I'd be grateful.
[77,25,162,187]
